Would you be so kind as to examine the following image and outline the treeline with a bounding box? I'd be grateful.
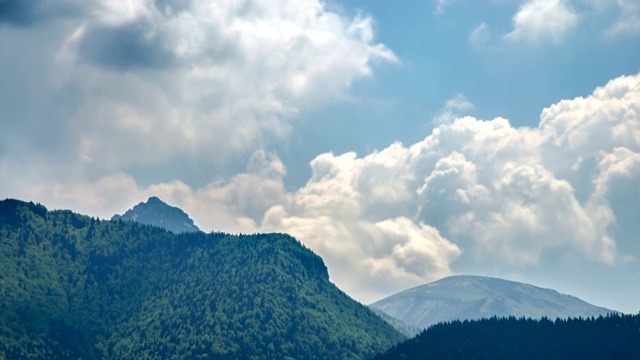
[0,199,404,359]
[372,313,640,360]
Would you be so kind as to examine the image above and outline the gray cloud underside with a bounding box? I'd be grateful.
[0,0,396,178]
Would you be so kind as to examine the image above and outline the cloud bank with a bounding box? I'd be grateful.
[14,72,637,304]
[0,0,395,185]
[272,73,639,302]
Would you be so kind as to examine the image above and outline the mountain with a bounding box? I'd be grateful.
[372,314,640,360]
[111,196,200,233]
[0,199,404,359]
[370,275,617,332]
[369,307,421,338]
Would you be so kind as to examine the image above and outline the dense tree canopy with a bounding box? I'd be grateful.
[372,313,640,360]
[0,199,404,359]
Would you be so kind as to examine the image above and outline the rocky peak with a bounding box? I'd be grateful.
[111,197,201,233]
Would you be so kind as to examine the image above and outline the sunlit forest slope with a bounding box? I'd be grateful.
[0,199,404,359]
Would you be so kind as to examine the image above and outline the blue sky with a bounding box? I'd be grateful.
[282,0,640,186]
[1,0,639,313]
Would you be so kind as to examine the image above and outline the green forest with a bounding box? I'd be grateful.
[0,199,404,359]
[373,314,640,359]
[2,198,639,360]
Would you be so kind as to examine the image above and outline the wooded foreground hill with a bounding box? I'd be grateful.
[372,313,640,360]
[0,199,404,359]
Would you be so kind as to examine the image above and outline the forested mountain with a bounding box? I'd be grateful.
[370,275,617,331]
[111,196,200,233]
[372,314,640,360]
[0,199,404,359]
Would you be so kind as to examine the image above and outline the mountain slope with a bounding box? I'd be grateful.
[111,196,200,233]
[370,275,617,331]
[369,307,421,338]
[0,199,404,359]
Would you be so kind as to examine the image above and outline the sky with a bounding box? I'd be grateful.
[1,0,639,313]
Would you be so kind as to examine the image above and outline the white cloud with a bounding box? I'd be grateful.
[468,22,490,49]
[260,72,639,302]
[433,0,454,15]
[432,94,474,125]
[538,73,640,180]
[505,0,580,44]
[0,0,396,182]
[5,72,639,306]
[606,0,640,36]
[6,72,639,306]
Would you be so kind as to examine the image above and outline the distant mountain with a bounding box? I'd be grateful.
[370,275,617,332]
[0,199,404,359]
[111,196,200,233]
[369,307,421,338]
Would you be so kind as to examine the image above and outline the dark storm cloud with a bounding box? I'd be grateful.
[79,23,176,71]
[0,0,40,26]
[0,0,83,27]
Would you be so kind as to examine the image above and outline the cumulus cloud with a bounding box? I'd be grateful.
[264,72,639,301]
[505,0,580,44]
[193,73,640,302]
[0,0,396,181]
[4,72,639,305]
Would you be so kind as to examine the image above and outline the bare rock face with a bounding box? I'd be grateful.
[111,196,201,233]
[371,275,618,331]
